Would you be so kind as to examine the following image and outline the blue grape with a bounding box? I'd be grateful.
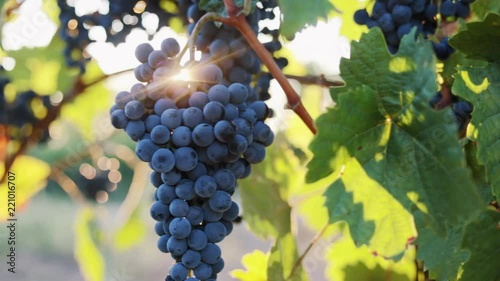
[130,83,147,101]
[208,84,230,104]
[240,108,258,125]
[202,203,224,222]
[455,2,470,18]
[209,39,229,58]
[150,201,170,221]
[111,109,129,129]
[228,83,249,104]
[151,148,176,173]
[440,0,456,18]
[169,263,189,281]
[353,9,369,24]
[232,118,252,136]
[243,142,266,164]
[126,120,146,141]
[174,147,198,172]
[201,243,221,264]
[193,263,213,280]
[211,258,225,274]
[195,175,217,197]
[222,202,239,221]
[175,180,196,200]
[154,98,176,115]
[392,5,412,24]
[135,43,154,63]
[169,217,192,239]
[221,220,233,236]
[182,107,204,129]
[411,0,426,13]
[155,221,166,236]
[214,169,236,192]
[162,170,182,185]
[214,120,236,142]
[145,115,161,132]
[372,2,387,19]
[148,50,167,68]
[189,91,210,109]
[188,229,208,250]
[136,139,159,162]
[161,38,181,58]
[208,191,232,212]
[150,171,163,187]
[207,141,229,163]
[192,123,215,147]
[249,101,268,120]
[203,101,225,123]
[187,159,206,175]
[182,249,202,269]
[162,108,183,130]
[157,183,177,204]
[151,125,170,145]
[227,134,248,155]
[172,126,192,147]
[224,104,239,121]
[225,160,246,179]
[170,198,190,218]
[378,13,395,32]
[114,92,135,108]
[157,234,170,253]
[253,121,272,143]
[204,222,227,243]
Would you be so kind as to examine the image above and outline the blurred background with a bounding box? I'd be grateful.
[0,1,414,281]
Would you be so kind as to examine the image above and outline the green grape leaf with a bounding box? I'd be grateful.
[74,208,105,281]
[113,207,147,251]
[471,0,500,20]
[464,140,494,203]
[231,250,268,281]
[268,233,308,281]
[324,158,415,259]
[415,214,469,281]
[279,0,334,39]
[458,209,500,281]
[307,28,483,234]
[333,1,369,41]
[449,13,500,63]
[60,62,111,141]
[452,62,500,197]
[0,156,50,220]
[239,137,301,238]
[6,37,74,94]
[326,224,416,281]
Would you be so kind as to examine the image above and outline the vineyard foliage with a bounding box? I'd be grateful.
[0,0,499,281]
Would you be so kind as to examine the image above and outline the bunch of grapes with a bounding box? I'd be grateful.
[354,0,475,58]
[429,92,472,131]
[183,0,287,102]
[110,37,274,280]
[0,77,52,142]
[57,0,178,71]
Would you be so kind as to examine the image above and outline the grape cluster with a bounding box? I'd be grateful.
[429,92,472,131]
[110,38,274,280]
[183,0,286,101]
[0,77,52,142]
[354,0,475,57]
[57,0,178,71]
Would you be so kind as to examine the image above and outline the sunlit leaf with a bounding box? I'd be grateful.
[453,62,500,197]
[268,233,308,281]
[278,0,334,39]
[307,29,484,240]
[74,207,105,281]
[0,156,50,220]
[113,207,147,251]
[326,224,416,281]
[231,250,268,281]
[471,0,500,20]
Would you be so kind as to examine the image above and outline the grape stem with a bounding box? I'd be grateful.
[268,72,344,88]
[437,83,452,109]
[286,222,330,280]
[221,0,317,134]
[187,12,222,61]
[0,68,131,183]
